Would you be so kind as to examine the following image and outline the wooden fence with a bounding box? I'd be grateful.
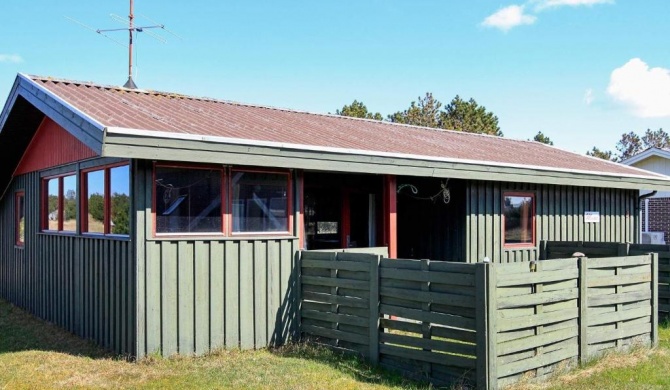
[300,250,659,389]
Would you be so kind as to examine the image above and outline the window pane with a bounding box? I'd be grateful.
[17,193,25,245]
[46,178,59,230]
[155,167,222,233]
[504,195,534,244]
[110,165,130,235]
[86,170,105,233]
[62,175,77,232]
[232,171,288,233]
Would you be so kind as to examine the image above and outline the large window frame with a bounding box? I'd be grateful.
[152,163,227,237]
[502,191,536,248]
[229,168,293,237]
[81,162,131,236]
[151,163,294,238]
[41,173,77,233]
[15,191,25,247]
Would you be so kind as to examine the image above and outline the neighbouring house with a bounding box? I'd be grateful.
[1,73,670,358]
[622,147,670,244]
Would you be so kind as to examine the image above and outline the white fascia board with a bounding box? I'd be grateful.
[105,126,670,183]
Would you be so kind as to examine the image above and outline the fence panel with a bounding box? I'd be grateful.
[493,258,580,388]
[629,244,670,319]
[584,255,656,357]
[378,258,481,387]
[542,241,620,260]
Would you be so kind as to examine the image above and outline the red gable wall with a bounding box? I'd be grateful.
[14,117,97,175]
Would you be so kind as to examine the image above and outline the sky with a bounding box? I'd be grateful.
[1,0,669,155]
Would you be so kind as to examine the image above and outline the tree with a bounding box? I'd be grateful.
[533,131,553,145]
[111,193,130,235]
[615,128,669,161]
[440,95,503,136]
[335,100,383,121]
[88,193,104,222]
[586,146,614,161]
[388,92,442,128]
[641,128,670,149]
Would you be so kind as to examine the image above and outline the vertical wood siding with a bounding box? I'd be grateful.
[134,161,300,357]
[466,181,638,263]
[0,172,135,355]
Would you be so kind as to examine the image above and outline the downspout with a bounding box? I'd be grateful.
[638,191,658,241]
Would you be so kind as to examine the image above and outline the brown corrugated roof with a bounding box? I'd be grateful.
[30,75,664,179]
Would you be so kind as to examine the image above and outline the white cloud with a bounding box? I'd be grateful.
[583,88,594,105]
[534,0,614,10]
[481,5,537,32]
[607,58,670,118]
[0,54,23,64]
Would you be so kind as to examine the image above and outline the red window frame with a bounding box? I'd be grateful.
[229,168,293,236]
[15,191,25,246]
[502,191,536,248]
[152,162,227,237]
[81,162,130,236]
[41,173,76,233]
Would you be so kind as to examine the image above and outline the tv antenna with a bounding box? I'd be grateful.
[66,0,180,89]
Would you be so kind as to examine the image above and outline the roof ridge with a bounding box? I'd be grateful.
[29,74,519,143]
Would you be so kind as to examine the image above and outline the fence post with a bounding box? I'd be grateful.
[296,250,303,341]
[539,240,548,260]
[617,243,629,257]
[578,256,588,363]
[475,263,489,390]
[369,255,381,365]
[651,252,659,348]
[486,262,498,390]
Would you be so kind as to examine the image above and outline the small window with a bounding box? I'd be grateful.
[43,174,77,232]
[503,192,535,247]
[231,170,290,233]
[15,191,25,246]
[83,164,130,235]
[155,165,223,234]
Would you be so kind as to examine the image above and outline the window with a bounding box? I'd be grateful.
[15,191,25,246]
[231,170,290,233]
[155,165,223,234]
[503,192,535,247]
[82,164,130,235]
[43,174,77,232]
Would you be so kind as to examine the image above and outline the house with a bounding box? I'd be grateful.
[1,73,670,358]
[622,147,670,243]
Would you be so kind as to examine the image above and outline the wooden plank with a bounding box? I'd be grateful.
[497,343,578,378]
[380,268,475,286]
[497,289,578,309]
[302,291,369,308]
[239,241,255,349]
[380,304,476,330]
[587,306,651,326]
[486,263,498,390]
[498,307,578,332]
[475,263,488,390]
[194,241,210,355]
[209,241,225,350]
[380,332,476,356]
[302,259,371,272]
[161,242,178,356]
[496,269,578,287]
[302,324,369,346]
[301,309,369,327]
[379,344,476,369]
[178,241,195,355]
[301,275,370,290]
[379,286,476,308]
[588,322,651,344]
[369,255,380,365]
[224,241,240,349]
[586,255,651,269]
[588,290,652,307]
[587,272,651,288]
[497,327,578,356]
[254,240,268,349]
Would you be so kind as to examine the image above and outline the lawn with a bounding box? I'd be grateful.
[1,297,669,389]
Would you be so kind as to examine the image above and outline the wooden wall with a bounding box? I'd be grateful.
[0,171,135,355]
[466,181,638,263]
[134,161,300,357]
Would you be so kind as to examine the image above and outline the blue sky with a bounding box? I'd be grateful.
[1,0,669,155]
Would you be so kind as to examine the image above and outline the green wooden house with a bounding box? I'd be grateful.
[1,73,669,358]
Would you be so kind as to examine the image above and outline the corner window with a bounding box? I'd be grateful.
[503,192,535,247]
[43,174,77,232]
[155,165,223,234]
[15,191,25,246]
[83,164,130,235]
[231,170,290,233]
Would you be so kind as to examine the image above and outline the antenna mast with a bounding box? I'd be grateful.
[127,0,135,89]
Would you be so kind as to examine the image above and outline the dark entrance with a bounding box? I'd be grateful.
[396,177,466,261]
[303,172,382,250]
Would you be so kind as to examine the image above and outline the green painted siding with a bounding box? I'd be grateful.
[0,171,135,355]
[133,161,300,357]
[466,181,638,263]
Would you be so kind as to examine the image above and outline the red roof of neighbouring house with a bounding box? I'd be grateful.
[17,75,668,179]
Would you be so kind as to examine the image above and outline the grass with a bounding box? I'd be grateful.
[2,297,670,390]
[0,298,425,389]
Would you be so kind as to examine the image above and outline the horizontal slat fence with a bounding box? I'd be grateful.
[540,240,622,260]
[378,258,483,386]
[300,249,658,389]
[629,244,670,319]
[492,258,580,388]
[583,255,657,357]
